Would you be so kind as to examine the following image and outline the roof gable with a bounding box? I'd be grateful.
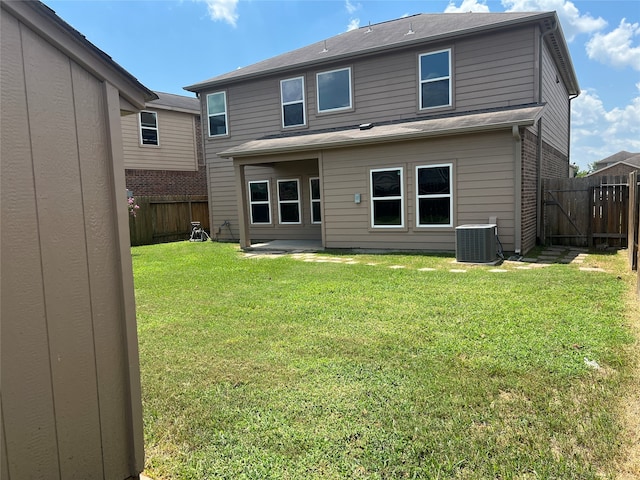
[186,11,577,94]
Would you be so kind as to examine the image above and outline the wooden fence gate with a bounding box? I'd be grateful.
[542,175,629,248]
[128,195,209,246]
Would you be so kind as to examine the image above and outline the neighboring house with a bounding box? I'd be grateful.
[1,1,152,479]
[122,91,206,196]
[588,151,640,178]
[185,11,579,254]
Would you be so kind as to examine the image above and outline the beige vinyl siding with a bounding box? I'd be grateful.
[122,108,198,170]
[321,131,515,251]
[540,41,570,155]
[2,8,142,479]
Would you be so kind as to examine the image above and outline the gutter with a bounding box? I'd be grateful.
[567,92,580,171]
[219,112,541,158]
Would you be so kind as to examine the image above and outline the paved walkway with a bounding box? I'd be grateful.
[244,246,608,273]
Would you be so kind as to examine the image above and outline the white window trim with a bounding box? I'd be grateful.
[277,178,302,225]
[207,91,228,137]
[415,163,454,228]
[370,167,404,229]
[249,180,271,225]
[419,48,452,110]
[139,110,159,146]
[316,67,353,113]
[309,177,321,224]
[280,76,306,128]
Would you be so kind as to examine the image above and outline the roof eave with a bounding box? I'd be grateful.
[186,12,557,92]
[219,115,539,159]
[145,104,200,115]
[542,13,580,96]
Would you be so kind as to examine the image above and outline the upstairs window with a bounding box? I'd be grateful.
[317,67,352,113]
[139,111,159,145]
[277,179,301,224]
[419,49,452,110]
[370,168,404,228]
[310,177,321,224]
[416,164,453,227]
[249,181,271,224]
[207,91,228,137]
[281,77,306,127]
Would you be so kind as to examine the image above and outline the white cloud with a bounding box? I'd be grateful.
[347,18,360,31]
[586,19,640,71]
[197,0,239,27]
[345,0,361,15]
[502,0,607,41]
[571,87,640,167]
[444,0,490,13]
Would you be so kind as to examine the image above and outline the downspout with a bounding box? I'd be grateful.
[567,92,580,174]
[513,125,522,254]
[536,19,558,243]
[195,91,215,239]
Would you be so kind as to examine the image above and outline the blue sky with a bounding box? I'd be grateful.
[45,0,639,170]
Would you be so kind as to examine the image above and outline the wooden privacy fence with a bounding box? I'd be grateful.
[629,172,639,270]
[128,195,209,246]
[542,175,630,248]
[627,171,640,298]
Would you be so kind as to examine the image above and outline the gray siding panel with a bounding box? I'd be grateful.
[1,12,62,479]
[20,24,104,480]
[541,42,570,155]
[321,131,515,251]
[72,62,133,480]
[3,8,144,479]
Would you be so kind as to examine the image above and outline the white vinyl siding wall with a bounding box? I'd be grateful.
[122,109,198,170]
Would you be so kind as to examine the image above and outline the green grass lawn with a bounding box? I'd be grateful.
[133,242,636,480]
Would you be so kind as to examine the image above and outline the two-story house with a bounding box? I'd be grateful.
[122,91,206,197]
[185,11,579,254]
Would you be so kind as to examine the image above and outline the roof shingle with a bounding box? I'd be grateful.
[186,11,576,93]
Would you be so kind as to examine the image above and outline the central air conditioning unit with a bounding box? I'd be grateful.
[455,224,497,263]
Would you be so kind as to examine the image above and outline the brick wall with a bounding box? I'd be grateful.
[125,164,207,196]
[521,129,538,254]
[541,136,569,178]
[591,164,637,178]
[125,115,207,197]
[520,128,569,254]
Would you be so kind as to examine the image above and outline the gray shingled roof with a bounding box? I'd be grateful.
[186,11,577,94]
[148,91,200,113]
[219,104,544,158]
[594,150,640,166]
